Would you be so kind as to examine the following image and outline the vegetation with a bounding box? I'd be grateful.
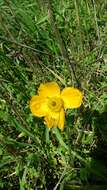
[0,0,107,189]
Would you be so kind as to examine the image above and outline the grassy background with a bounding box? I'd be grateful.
[0,0,107,189]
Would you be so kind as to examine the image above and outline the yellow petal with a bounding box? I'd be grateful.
[44,109,65,131]
[58,108,65,131]
[38,82,60,98]
[29,95,48,117]
[61,87,83,109]
[49,110,60,119]
[44,116,58,128]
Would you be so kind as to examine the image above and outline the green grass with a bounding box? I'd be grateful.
[0,0,107,189]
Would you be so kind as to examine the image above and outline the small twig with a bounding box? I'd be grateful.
[4,172,16,179]
[0,36,50,55]
[53,167,67,190]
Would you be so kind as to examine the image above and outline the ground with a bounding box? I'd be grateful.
[0,0,107,189]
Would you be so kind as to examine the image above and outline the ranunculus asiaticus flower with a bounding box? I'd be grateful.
[30,82,83,131]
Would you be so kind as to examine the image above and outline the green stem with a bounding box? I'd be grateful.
[52,127,68,150]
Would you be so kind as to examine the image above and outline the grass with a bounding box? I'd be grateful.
[0,0,107,189]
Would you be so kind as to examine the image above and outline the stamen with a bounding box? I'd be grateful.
[51,101,56,106]
[48,97,63,112]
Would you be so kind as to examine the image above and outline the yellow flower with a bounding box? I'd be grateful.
[30,82,83,131]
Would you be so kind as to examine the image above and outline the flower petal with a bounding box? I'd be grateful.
[44,109,65,131]
[44,115,58,128]
[61,87,83,108]
[29,95,48,117]
[38,82,60,98]
[58,108,65,131]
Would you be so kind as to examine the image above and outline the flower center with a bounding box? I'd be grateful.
[48,97,63,112]
[51,101,56,106]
